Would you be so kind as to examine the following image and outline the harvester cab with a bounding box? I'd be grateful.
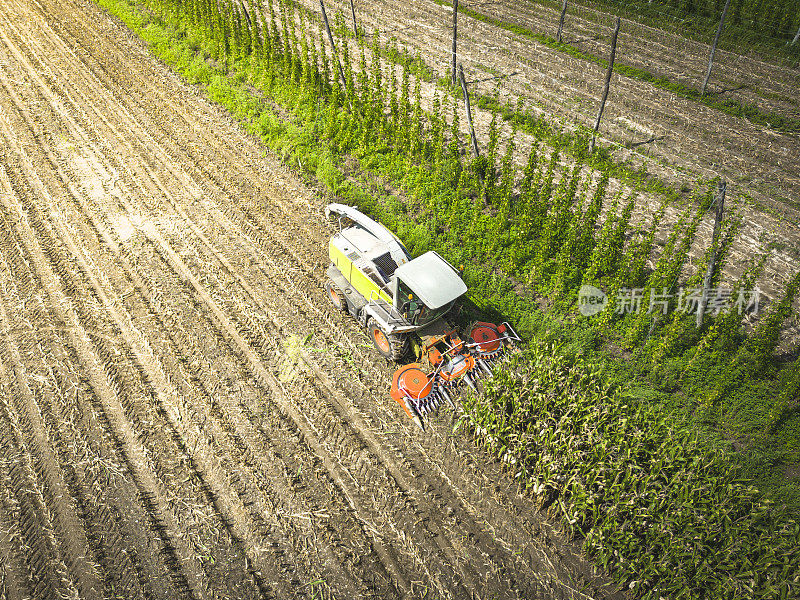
[325,203,520,428]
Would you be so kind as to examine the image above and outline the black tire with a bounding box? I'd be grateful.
[325,280,348,313]
[367,318,408,360]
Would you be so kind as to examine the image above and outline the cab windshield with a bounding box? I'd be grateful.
[397,280,452,326]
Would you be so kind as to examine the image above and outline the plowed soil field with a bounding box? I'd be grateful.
[0,0,619,598]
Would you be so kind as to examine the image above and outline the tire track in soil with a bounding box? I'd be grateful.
[0,163,209,600]
[0,215,104,600]
[0,378,54,600]
[0,2,410,596]
[0,0,621,597]
[0,483,30,600]
[0,20,377,600]
[0,264,154,600]
[0,335,84,600]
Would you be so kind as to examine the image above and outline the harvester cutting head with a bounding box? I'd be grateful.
[389,321,521,429]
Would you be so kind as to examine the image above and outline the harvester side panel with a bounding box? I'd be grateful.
[329,240,392,305]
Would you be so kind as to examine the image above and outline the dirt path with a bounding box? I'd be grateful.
[0,0,622,597]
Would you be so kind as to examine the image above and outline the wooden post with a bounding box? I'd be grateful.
[451,0,459,86]
[697,180,726,327]
[458,64,480,160]
[557,0,567,43]
[238,0,252,29]
[701,0,731,96]
[590,16,620,153]
[319,0,347,88]
[349,0,358,38]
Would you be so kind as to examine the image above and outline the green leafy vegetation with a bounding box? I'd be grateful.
[460,345,800,599]
[92,0,800,595]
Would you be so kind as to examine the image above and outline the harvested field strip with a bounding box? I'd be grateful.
[0,282,102,600]
[0,16,374,598]
[0,0,658,596]
[0,371,80,600]
[475,0,800,107]
[0,177,210,600]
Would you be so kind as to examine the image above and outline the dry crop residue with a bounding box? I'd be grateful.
[0,0,619,598]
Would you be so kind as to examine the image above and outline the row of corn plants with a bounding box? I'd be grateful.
[95,0,800,594]
[459,345,800,598]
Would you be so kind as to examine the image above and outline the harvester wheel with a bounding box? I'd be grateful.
[325,280,348,313]
[367,319,408,360]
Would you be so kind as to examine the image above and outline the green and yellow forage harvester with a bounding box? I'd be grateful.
[325,204,519,429]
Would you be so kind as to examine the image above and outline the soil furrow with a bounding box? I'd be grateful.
[0,212,104,600]
[0,153,209,600]
[0,329,82,600]
[0,513,29,600]
[0,32,321,597]
[0,383,39,600]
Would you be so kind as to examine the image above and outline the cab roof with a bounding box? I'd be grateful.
[394,251,467,309]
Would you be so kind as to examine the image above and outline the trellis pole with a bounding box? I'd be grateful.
[697,180,726,327]
[319,0,347,88]
[557,0,567,43]
[451,0,459,85]
[349,0,358,37]
[702,0,731,96]
[590,17,620,153]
